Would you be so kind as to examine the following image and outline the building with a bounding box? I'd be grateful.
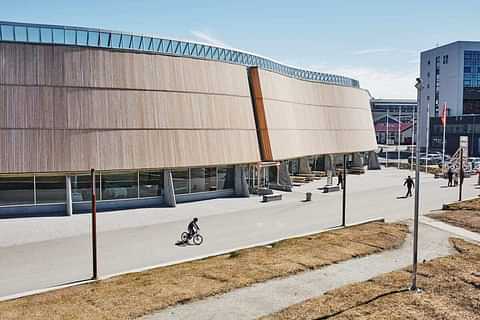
[420,41,480,155]
[0,21,377,217]
[371,99,417,145]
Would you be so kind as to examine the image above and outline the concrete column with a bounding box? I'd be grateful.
[351,152,364,168]
[163,170,176,207]
[234,166,250,197]
[368,151,381,170]
[325,154,336,176]
[65,176,73,216]
[299,157,312,174]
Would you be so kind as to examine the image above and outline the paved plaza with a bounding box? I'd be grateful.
[0,168,478,298]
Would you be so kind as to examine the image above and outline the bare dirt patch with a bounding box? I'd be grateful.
[260,238,480,320]
[0,222,408,320]
[442,197,480,211]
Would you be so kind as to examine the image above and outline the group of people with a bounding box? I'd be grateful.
[446,167,464,187]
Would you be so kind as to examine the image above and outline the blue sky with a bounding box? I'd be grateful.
[2,0,480,98]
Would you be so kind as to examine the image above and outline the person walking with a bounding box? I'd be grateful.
[337,171,343,189]
[454,172,459,187]
[404,175,414,197]
[447,167,453,187]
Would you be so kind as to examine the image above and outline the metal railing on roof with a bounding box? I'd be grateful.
[0,21,360,88]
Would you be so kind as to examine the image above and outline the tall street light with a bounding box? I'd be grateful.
[411,78,423,291]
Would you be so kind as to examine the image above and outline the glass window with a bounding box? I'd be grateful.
[206,167,217,191]
[40,28,52,43]
[36,176,66,204]
[65,29,76,44]
[121,34,132,49]
[465,67,472,73]
[52,29,65,44]
[71,174,100,202]
[99,32,110,47]
[132,36,142,49]
[101,171,138,200]
[172,169,189,194]
[0,176,34,206]
[0,25,14,41]
[87,31,99,46]
[139,170,163,198]
[76,31,87,45]
[27,27,40,42]
[217,166,235,190]
[190,168,206,193]
[14,26,27,41]
[110,33,121,48]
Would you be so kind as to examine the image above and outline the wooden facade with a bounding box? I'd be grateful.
[0,43,261,173]
[252,69,377,160]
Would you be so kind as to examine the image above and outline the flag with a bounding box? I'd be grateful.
[440,103,447,127]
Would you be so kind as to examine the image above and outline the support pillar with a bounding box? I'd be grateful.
[278,161,293,187]
[65,176,73,216]
[299,157,312,174]
[368,151,381,170]
[234,166,250,197]
[163,170,176,207]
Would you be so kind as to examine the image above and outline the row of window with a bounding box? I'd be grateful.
[0,22,359,88]
[0,166,234,207]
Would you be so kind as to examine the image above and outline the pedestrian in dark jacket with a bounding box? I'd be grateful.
[404,176,414,197]
[447,167,453,187]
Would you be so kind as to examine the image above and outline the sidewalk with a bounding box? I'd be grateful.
[142,221,461,320]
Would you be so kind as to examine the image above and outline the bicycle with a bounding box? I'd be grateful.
[181,230,204,245]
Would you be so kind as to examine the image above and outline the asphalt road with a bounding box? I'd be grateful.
[0,168,477,298]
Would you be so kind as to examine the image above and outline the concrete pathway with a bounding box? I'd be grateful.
[0,168,477,298]
[143,221,462,320]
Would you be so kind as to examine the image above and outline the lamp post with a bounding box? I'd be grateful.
[411,78,423,291]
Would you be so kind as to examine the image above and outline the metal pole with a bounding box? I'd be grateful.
[459,147,463,202]
[442,103,447,170]
[411,109,415,171]
[386,108,389,168]
[411,78,423,291]
[398,106,401,169]
[425,103,430,174]
[342,154,347,227]
[91,168,98,280]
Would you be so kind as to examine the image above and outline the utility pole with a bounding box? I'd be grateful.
[459,147,464,202]
[411,78,423,291]
[342,154,347,227]
[91,168,98,280]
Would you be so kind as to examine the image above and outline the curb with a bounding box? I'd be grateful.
[0,217,385,303]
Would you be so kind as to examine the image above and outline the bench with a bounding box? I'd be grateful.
[263,194,282,202]
[321,185,340,193]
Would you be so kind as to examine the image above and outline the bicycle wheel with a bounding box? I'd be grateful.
[193,234,203,245]
[181,232,189,242]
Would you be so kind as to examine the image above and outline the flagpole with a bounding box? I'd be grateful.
[425,103,430,174]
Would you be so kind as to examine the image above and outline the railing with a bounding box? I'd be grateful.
[0,21,360,88]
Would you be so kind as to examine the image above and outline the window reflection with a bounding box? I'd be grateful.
[14,26,27,41]
[139,171,163,198]
[1,25,14,41]
[27,27,40,42]
[101,171,138,200]
[36,176,66,204]
[52,29,65,44]
[71,175,100,202]
[87,31,99,46]
[40,28,52,43]
[0,176,34,206]
[217,167,234,190]
[172,169,189,194]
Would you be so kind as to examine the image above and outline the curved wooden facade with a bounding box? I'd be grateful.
[250,68,377,161]
[0,43,261,174]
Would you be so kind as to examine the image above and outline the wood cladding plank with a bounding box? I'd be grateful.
[0,129,261,173]
[256,69,377,160]
[248,67,273,161]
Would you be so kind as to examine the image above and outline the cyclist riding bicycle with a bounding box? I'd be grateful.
[187,217,200,239]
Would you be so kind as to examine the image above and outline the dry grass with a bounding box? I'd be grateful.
[0,222,408,320]
[428,210,480,233]
[427,197,480,233]
[260,238,480,320]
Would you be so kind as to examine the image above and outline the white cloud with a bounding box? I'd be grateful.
[325,66,418,99]
[352,48,395,55]
[190,30,230,48]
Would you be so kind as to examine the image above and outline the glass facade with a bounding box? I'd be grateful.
[101,171,138,200]
[0,167,235,207]
[463,51,480,114]
[71,174,100,202]
[172,169,190,194]
[35,176,66,204]
[0,21,359,88]
[139,170,163,198]
[0,176,34,206]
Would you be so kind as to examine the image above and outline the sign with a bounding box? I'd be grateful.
[460,136,469,158]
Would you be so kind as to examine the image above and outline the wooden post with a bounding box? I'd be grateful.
[91,168,98,280]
